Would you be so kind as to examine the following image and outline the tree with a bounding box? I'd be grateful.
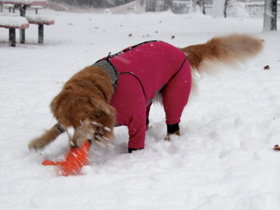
[263,0,278,31]
[224,0,229,18]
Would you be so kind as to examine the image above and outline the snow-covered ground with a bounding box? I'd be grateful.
[0,8,280,210]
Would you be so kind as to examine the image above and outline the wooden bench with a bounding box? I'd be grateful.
[26,15,54,43]
[0,15,29,46]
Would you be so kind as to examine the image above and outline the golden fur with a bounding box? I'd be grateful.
[29,66,116,149]
[28,34,263,151]
[28,124,62,150]
[181,34,263,72]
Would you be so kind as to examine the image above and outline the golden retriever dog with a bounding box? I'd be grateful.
[28,34,263,153]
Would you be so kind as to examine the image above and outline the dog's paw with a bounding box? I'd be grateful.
[164,130,180,141]
[128,148,144,153]
[164,135,171,141]
[28,139,45,151]
[146,124,150,131]
[28,141,39,151]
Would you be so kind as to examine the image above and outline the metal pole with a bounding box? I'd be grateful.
[38,24,44,43]
[19,5,27,44]
[9,28,16,47]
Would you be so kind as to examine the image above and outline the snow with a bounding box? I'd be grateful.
[26,14,54,24]
[0,8,280,210]
[0,0,46,5]
[0,15,29,27]
[212,0,225,18]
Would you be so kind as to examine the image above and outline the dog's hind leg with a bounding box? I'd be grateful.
[146,102,152,130]
[162,59,192,140]
[28,124,65,150]
[164,123,181,141]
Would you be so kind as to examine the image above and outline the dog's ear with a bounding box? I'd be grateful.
[50,91,68,116]
[89,98,115,120]
[98,101,116,120]
[89,98,116,140]
[50,95,58,114]
[50,90,82,128]
[50,92,63,122]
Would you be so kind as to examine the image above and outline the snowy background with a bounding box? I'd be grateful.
[0,7,280,210]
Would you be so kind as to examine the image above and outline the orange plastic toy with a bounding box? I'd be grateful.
[42,140,91,176]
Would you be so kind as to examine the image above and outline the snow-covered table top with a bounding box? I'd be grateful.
[0,15,29,29]
[0,0,46,6]
[26,14,54,24]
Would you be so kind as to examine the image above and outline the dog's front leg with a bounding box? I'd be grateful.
[127,116,146,153]
[28,124,65,150]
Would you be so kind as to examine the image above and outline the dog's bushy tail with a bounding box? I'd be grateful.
[181,34,263,74]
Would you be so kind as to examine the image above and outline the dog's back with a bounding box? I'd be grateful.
[107,41,189,102]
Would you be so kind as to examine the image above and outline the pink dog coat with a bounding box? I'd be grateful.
[94,41,192,150]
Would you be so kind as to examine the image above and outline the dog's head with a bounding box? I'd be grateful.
[50,66,116,147]
[51,91,116,147]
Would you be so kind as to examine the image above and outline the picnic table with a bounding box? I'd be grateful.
[0,0,47,14]
[0,0,49,46]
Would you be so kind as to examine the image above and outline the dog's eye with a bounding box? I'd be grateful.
[94,113,101,117]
